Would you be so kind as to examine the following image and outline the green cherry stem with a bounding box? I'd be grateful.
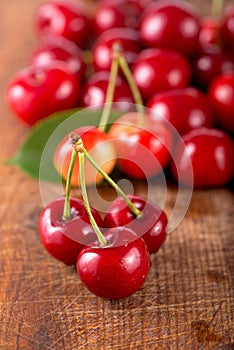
[63,149,77,220]
[98,42,120,132]
[117,47,145,126]
[211,0,223,17]
[78,148,107,247]
[70,132,141,218]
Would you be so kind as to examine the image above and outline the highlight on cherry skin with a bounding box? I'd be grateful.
[76,227,151,300]
[53,125,117,187]
[38,197,104,266]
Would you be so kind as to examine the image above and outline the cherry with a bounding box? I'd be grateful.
[92,28,141,72]
[192,46,234,90]
[104,195,168,254]
[77,227,151,299]
[220,4,234,52]
[208,72,234,133]
[53,125,117,187]
[147,87,214,135]
[108,112,173,179]
[6,62,80,126]
[171,127,234,188]
[198,17,221,49]
[30,36,86,79]
[81,71,134,112]
[35,0,90,49]
[140,0,201,56]
[38,197,104,265]
[132,48,191,101]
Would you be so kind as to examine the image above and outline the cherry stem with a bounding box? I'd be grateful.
[117,49,145,126]
[78,150,107,247]
[98,42,120,132]
[211,0,223,17]
[69,132,141,218]
[63,149,77,220]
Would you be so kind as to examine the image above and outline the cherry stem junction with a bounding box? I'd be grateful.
[70,132,141,218]
[63,149,77,220]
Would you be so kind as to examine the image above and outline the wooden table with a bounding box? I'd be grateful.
[1,1,233,349]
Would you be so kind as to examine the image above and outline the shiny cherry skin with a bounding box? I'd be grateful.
[53,126,117,187]
[208,72,234,133]
[92,0,144,35]
[77,227,151,300]
[38,197,104,265]
[35,0,90,49]
[92,28,141,72]
[30,36,86,79]
[171,127,234,188]
[6,62,80,126]
[220,4,234,52]
[104,195,168,254]
[147,87,214,135]
[132,48,191,101]
[192,46,234,90]
[81,71,134,112]
[108,112,173,179]
[140,0,201,56]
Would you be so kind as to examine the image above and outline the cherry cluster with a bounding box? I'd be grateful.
[39,131,168,300]
[6,0,234,188]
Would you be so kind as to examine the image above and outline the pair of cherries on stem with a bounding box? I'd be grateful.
[39,132,168,300]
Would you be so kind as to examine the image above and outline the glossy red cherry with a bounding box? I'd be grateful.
[6,62,80,125]
[35,0,90,49]
[220,4,234,52]
[92,28,141,72]
[132,48,191,101]
[104,195,168,254]
[171,127,234,188]
[140,0,201,56]
[81,71,134,111]
[192,46,234,90]
[53,126,117,187]
[38,197,104,265]
[77,227,151,299]
[30,36,86,79]
[147,87,214,135]
[208,72,234,133]
[108,112,173,179]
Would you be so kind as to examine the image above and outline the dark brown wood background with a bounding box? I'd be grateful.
[0,1,233,349]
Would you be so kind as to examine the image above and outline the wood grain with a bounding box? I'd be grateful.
[0,1,233,349]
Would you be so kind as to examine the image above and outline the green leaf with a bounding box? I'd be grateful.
[8,108,122,183]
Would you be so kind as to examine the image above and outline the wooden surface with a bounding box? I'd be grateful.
[0,1,234,349]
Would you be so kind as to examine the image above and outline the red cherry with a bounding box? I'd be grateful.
[192,46,234,90]
[199,17,221,50]
[132,48,191,101]
[104,195,168,254]
[147,87,214,135]
[30,36,86,79]
[92,28,141,72]
[38,197,104,265]
[81,71,134,111]
[53,126,117,187]
[35,0,90,49]
[171,127,234,188]
[77,227,151,299]
[140,0,201,56]
[6,62,80,126]
[208,72,234,133]
[220,4,234,52]
[108,112,173,179]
